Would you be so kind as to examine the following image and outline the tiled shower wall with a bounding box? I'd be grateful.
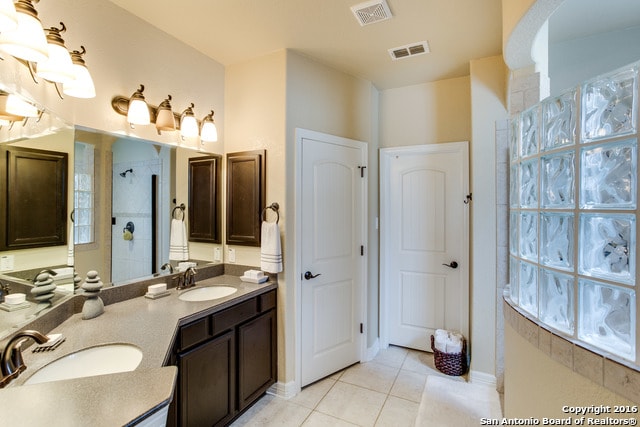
[111,159,161,283]
[495,71,544,393]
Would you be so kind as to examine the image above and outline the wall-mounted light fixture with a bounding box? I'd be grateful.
[179,103,199,139]
[126,84,150,126]
[62,46,96,99]
[0,1,95,99]
[155,95,175,132]
[0,0,18,33]
[0,0,48,63]
[35,22,74,84]
[0,92,39,118]
[111,89,218,145]
[200,110,218,143]
[0,91,43,129]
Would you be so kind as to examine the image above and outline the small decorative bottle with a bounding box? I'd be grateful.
[81,270,104,320]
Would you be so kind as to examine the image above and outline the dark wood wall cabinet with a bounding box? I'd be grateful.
[188,155,222,243]
[226,150,265,246]
[0,145,68,250]
[168,289,277,427]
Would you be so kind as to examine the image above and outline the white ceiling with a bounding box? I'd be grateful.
[108,0,640,91]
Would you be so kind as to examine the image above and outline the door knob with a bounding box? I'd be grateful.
[304,271,321,280]
[442,261,459,269]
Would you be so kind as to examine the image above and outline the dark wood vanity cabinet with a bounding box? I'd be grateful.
[169,289,277,427]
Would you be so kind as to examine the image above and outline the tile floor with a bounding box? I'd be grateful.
[231,345,471,426]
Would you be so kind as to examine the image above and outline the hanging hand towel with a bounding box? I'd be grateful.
[169,218,189,261]
[261,221,282,273]
[66,224,74,266]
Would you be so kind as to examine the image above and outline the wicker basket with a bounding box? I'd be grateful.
[430,334,467,376]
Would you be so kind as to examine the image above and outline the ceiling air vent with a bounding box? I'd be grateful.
[388,41,430,61]
[351,0,393,26]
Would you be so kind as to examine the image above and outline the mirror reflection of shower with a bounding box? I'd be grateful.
[119,168,133,177]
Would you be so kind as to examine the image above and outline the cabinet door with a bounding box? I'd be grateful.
[188,155,221,243]
[0,145,67,250]
[226,150,265,246]
[178,330,235,427]
[237,310,277,410]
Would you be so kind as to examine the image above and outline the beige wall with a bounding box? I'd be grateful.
[379,77,471,148]
[470,55,509,384]
[505,323,635,416]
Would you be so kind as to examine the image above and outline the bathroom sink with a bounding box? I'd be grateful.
[178,286,238,302]
[24,343,143,385]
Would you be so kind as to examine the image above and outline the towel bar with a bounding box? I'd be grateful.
[261,202,279,224]
[172,203,185,221]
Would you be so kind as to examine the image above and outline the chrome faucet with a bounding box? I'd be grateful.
[160,263,174,274]
[177,267,197,290]
[0,330,48,387]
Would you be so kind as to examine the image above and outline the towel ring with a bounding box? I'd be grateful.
[261,202,279,224]
[172,203,185,221]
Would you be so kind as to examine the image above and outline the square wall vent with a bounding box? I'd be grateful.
[388,41,430,61]
[351,0,393,26]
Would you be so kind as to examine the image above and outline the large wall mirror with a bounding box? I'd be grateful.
[0,89,222,340]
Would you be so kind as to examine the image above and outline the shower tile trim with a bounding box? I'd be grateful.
[503,295,640,403]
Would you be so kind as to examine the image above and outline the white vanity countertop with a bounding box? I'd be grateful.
[0,275,277,426]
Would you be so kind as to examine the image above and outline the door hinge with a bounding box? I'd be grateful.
[360,245,364,256]
[360,323,363,334]
[358,165,367,178]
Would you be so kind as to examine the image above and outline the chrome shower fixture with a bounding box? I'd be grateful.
[120,168,133,177]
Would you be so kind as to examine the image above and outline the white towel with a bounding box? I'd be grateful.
[169,218,189,261]
[67,224,74,266]
[261,221,282,273]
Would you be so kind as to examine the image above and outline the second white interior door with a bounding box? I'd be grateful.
[381,142,469,351]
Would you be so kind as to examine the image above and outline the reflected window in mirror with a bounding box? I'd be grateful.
[74,142,95,245]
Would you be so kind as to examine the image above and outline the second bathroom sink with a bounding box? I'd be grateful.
[24,343,143,385]
[178,286,238,302]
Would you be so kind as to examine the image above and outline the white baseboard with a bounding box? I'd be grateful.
[267,380,297,399]
[468,370,497,388]
[364,338,380,362]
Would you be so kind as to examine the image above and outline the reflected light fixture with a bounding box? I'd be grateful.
[0,0,49,63]
[126,84,150,126]
[0,92,39,117]
[0,0,18,32]
[63,46,96,98]
[200,110,218,142]
[155,95,176,132]
[35,23,74,84]
[180,103,199,138]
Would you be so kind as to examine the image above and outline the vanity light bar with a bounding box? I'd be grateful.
[111,88,217,142]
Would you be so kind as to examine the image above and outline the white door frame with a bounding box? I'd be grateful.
[379,142,470,348]
[294,127,368,392]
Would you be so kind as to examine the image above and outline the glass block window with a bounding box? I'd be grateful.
[509,62,639,364]
[74,142,95,245]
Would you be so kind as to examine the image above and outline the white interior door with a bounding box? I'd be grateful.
[381,142,469,351]
[299,130,366,387]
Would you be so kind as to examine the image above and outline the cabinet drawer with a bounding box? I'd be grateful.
[212,298,258,335]
[259,290,276,312]
[180,317,211,350]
